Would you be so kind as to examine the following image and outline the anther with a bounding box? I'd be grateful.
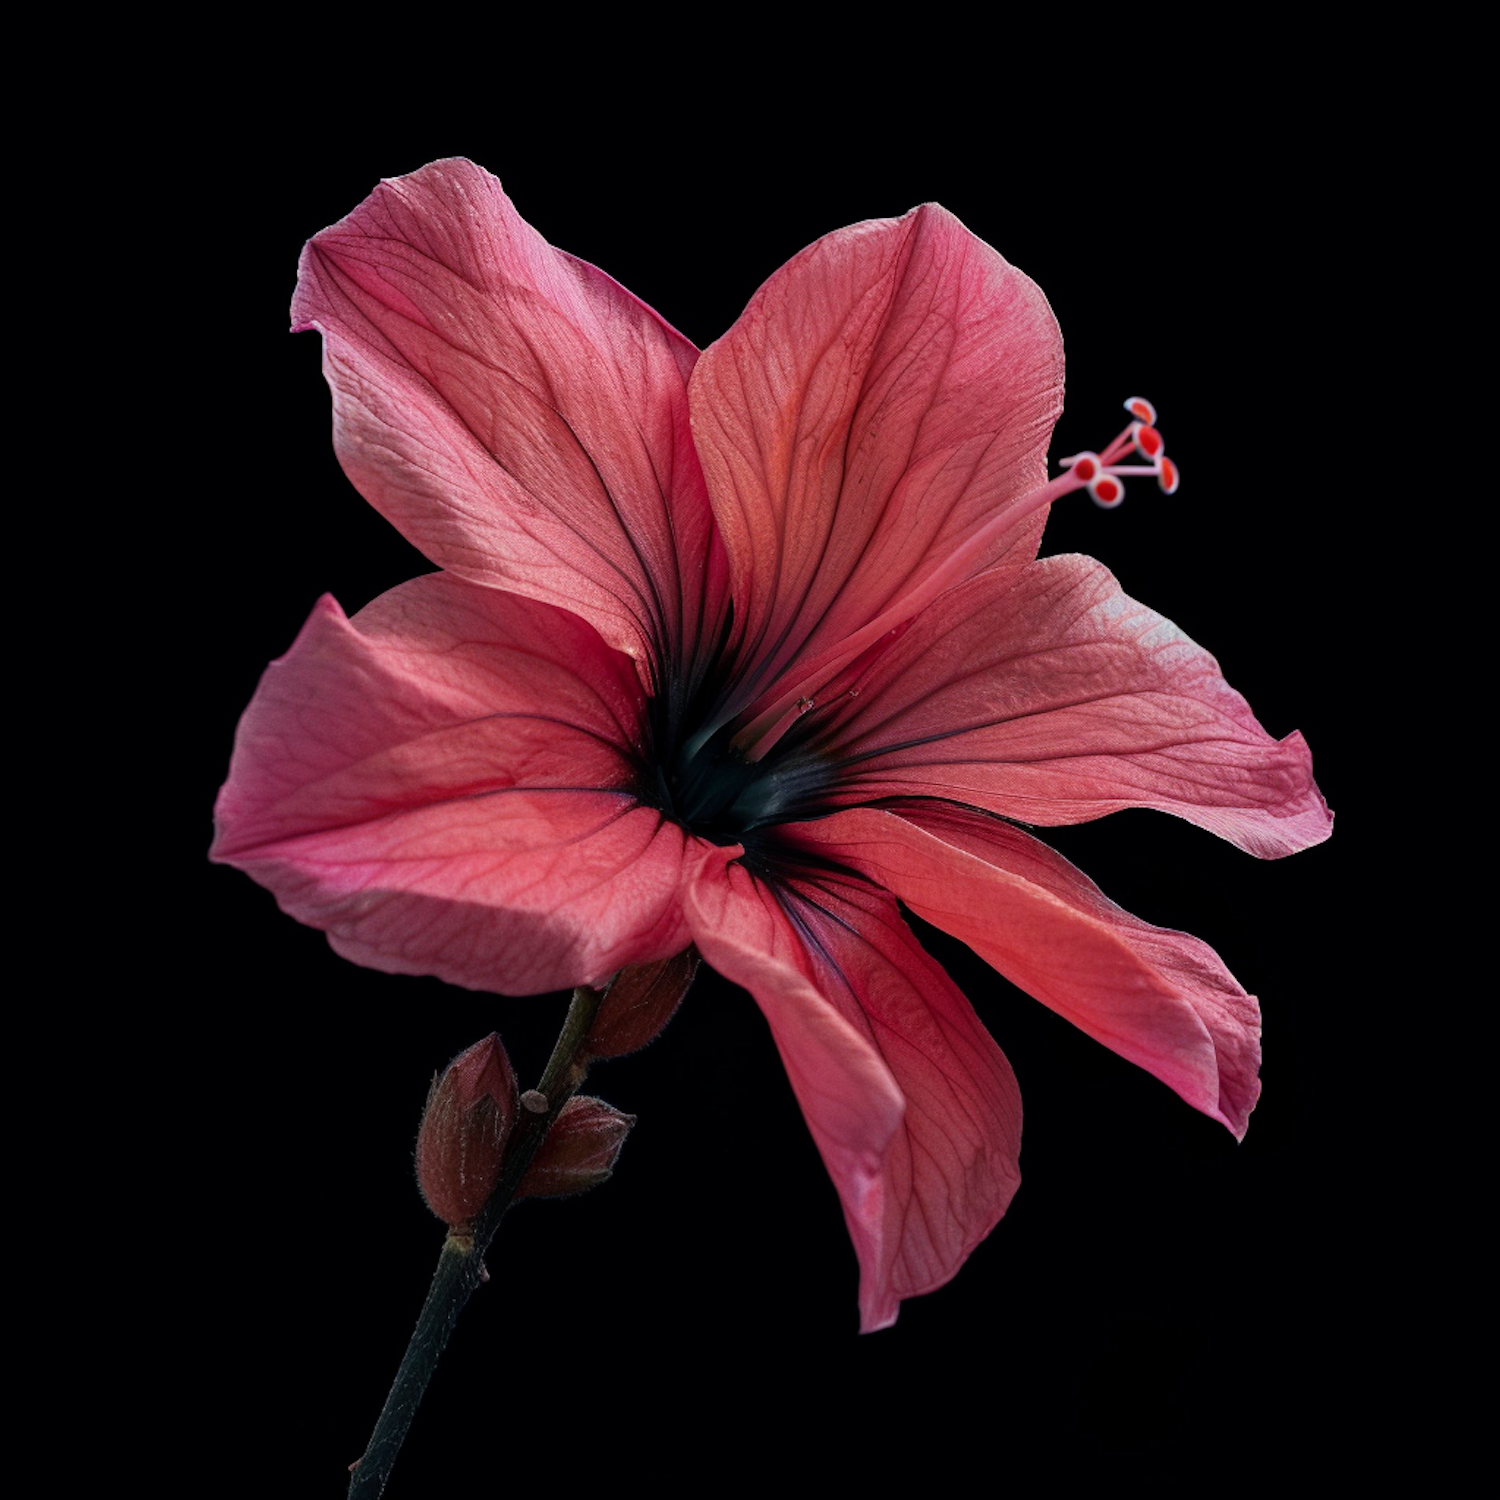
[1089,473,1124,508]
[1132,424,1164,460]
[520,1090,549,1114]
[1060,397,1178,509]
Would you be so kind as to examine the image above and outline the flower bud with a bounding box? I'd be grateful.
[517,1096,635,1199]
[415,1034,518,1229]
[584,949,699,1059]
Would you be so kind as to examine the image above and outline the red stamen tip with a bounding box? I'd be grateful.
[1071,453,1100,482]
[1125,396,1157,424]
[1157,457,1180,494]
[1133,423,1164,459]
[1089,474,1124,508]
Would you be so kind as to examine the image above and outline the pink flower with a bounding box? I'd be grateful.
[211,160,1330,1332]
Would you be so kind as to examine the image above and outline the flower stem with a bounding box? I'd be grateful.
[347,985,603,1499]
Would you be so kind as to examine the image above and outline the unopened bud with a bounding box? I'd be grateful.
[584,950,699,1059]
[517,1096,635,1199]
[415,1035,518,1229]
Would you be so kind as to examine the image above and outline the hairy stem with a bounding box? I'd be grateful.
[347,985,602,1499]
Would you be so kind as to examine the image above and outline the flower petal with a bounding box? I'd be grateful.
[290,158,727,693]
[791,804,1260,1137]
[212,574,692,992]
[689,204,1062,714]
[683,849,1022,1331]
[806,555,1331,858]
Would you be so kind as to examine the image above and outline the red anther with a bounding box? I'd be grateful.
[1071,453,1100,482]
[1133,424,1164,459]
[1157,457,1180,494]
[1124,396,1157,424]
[1089,473,1124,508]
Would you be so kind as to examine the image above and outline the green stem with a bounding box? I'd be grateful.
[347,986,602,1500]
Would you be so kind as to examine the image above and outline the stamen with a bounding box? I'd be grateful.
[1059,396,1178,509]
[729,397,1183,760]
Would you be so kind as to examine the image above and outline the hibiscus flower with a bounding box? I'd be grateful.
[211,159,1330,1332]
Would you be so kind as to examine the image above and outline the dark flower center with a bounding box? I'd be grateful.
[646,707,834,852]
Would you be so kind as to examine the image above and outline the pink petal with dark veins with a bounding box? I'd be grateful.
[684,849,1021,1331]
[790,804,1261,1137]
[806,555,1331,858]
[212,575,694,993]
[689,204,1063,718]
[290,158,727,692]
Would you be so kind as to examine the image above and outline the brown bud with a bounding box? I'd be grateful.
[517,1096,635,1199]
[415,1035,518,1228]
[584,949,699,1059]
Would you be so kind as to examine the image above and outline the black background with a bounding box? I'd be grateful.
[178,100,1375,1493]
